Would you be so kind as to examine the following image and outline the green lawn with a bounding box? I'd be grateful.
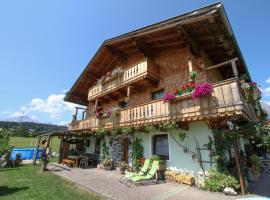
[9,137,61,152]
[0,165,103,200]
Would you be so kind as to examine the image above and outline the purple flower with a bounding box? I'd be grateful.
[192,83,213,99]
[163,93,176,102]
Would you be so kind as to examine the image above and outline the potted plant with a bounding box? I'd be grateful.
[162,93,176,102]
[192,82,213,99]
[101,159,113,170]
[119,161,129,174]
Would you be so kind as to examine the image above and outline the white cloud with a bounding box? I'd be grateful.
[10,111,24,118]
[262,101,270,118]
[23,94,77,119]
[1,92,80,123]
[262,87,270,97]
[266,77,270,84]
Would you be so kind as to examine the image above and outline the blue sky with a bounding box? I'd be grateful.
[0,0,270,125]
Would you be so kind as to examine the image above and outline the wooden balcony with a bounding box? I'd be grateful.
[69,78,257,131]
[88,58,159,101]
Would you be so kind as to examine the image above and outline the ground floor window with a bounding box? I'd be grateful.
[95,138,101,154]
[153,134,169,160]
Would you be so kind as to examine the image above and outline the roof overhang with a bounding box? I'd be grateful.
[65,2,251,105]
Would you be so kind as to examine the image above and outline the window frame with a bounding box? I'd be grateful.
[151,89,164,100]
[152,134,170,160]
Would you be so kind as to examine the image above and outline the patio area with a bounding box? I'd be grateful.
[47,163,254,200]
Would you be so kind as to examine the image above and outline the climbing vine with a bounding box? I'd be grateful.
[101,140,109,160]
[131,137,144,172]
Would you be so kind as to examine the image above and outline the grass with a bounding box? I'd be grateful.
[0,165,103,200]
[9,137,61,152]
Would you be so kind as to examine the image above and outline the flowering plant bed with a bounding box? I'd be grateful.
[95,107,121,119]
[97,67,124,85]
[192,82,213,99]
[163,81,213,102]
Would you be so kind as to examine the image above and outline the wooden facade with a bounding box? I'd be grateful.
[65,3,257,133]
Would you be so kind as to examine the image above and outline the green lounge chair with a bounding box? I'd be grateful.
[119,159,150,183]
[127,160,159,186]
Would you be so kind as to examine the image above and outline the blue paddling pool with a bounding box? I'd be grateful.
[11,148,43,160]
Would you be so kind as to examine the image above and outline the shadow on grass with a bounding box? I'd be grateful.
[0,167,21,172]
[0,186,29,197]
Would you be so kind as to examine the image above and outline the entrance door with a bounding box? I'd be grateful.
[123,138,129,163]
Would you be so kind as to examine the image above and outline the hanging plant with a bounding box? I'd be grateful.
[145,124,157,134]
[95,128,108,138]
[192,82,213,99]
[121,127,133,135]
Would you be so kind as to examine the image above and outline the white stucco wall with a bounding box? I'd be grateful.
[135,121,214,174]
[85,136,97,154]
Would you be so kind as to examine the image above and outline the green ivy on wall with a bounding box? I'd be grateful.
[131,137,144,172]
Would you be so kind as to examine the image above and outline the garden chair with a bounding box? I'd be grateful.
[125,160,159,187]
[119,159,150,183]
[79,158,89,169]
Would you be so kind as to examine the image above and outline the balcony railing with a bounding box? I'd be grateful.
[88,58,159,101]
[69,78,257,131]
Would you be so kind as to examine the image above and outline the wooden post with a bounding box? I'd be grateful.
[187,58,193,72]
[94,99,99,112]
[127,85,131,102]
[231,60,238,78]
[82,111,86,120]
[74,107,78,119]
[58,138,64,164]
[47,134,52,154]
[33,136,41,166]
[233,136,245,195]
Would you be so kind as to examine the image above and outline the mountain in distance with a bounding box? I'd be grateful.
[7,116,38,123]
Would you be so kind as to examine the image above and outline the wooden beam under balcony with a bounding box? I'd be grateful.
[176,25,201,56]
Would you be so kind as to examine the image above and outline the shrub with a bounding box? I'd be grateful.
[0,129,10,156]
[205,169,240,192]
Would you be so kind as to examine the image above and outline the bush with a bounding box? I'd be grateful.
[0,129,10,156]
[149,155,166,166]
[205,169,240,192]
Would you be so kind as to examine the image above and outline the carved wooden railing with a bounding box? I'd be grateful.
[69,78,257,131]
[88,58,159,101]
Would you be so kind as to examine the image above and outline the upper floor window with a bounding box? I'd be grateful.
[119,101,128,108]
[151,89,164,100]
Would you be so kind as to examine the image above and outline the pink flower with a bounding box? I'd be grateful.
[163,93,176,102]
[192,82,213,99]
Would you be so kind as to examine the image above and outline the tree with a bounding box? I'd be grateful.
[0,129,10,156]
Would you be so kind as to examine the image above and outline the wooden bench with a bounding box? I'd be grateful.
[62,159,76,168]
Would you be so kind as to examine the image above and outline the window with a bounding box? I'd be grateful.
[119,101,128,108]
[153,134,169,160]
[151,89,164,100]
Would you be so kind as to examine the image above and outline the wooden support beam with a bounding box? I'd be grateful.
[105,45,127,61]
[94,99,99,112]
[206,58,238,70]
[33,136,41,166]
[231,59,239,77]
[131,37,152,58]
[176,25,200,55]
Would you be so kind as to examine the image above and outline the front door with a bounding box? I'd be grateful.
[123,138,129,163]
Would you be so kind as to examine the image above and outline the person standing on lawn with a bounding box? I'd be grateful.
[41,140,50,171]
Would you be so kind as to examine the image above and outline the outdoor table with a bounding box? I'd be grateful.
[261,159,270,174]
